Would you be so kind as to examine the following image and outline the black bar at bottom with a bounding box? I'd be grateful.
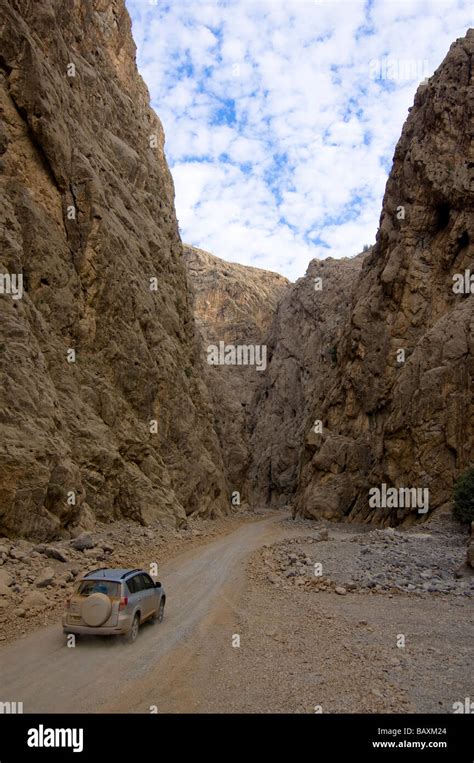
[0,713,471,760]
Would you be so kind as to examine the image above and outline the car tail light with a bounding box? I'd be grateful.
[119,596,128,611]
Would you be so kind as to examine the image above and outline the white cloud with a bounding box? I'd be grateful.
[127,0,472,280]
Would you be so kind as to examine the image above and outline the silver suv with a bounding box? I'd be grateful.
[62,568,166,643]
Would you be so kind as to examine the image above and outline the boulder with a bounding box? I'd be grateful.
[23,591,49,608]
[34,567,55,588]
[0,570,12,588]
[34,545,69,563]
[70,533,95,551]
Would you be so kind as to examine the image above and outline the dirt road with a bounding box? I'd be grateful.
[1,512,471,713]
[0,513,295,713]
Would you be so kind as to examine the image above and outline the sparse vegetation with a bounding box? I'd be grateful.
[453,468,474,524]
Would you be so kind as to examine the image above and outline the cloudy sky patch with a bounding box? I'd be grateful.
[127,0,472,280]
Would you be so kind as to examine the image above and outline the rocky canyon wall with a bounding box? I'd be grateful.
[0,0,228,539]
[184,244,288,501]
[246,255,364,507]
[293,31,474,524]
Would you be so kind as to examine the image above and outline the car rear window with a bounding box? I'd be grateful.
[77,580,120,597]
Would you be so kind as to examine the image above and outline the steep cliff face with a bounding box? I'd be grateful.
[294,31,474,524]
[184,245,288,498]
[0,0,228,539]
[246,255,364,507]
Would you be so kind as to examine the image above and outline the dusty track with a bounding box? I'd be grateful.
[0,513,295,713]
[1,512,471,714]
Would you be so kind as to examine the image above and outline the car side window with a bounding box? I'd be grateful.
[139,573,154,590]
[127,575,142,594]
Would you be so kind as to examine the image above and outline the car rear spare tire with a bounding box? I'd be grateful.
[81,593,112,626]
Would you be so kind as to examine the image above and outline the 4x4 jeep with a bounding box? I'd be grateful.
[62,568,166,643]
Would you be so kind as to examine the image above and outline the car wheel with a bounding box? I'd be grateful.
[154,598,165,623]
[126,614,140,643]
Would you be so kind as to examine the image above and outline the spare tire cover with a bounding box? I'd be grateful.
[81,593,112,626]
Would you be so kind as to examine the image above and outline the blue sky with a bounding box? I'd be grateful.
[126,0,472,280]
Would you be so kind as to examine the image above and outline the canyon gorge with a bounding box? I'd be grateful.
[0,0,472,543]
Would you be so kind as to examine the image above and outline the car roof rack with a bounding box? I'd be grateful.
[84,567,108,577]
[120,568,142,579]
